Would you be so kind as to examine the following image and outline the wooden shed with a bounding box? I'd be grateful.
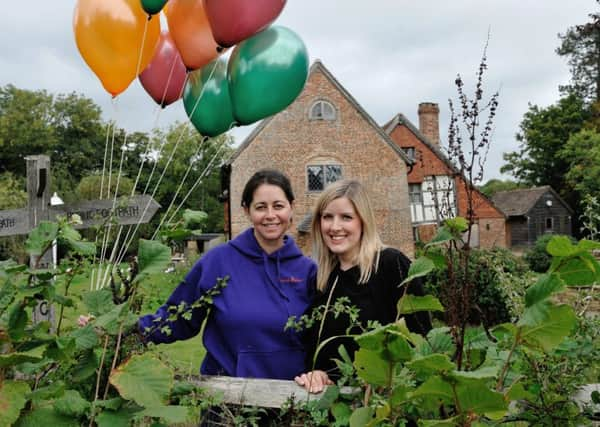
[491,186,574,248]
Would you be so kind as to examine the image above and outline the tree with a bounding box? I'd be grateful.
[478,178,524,198]
[558,128,600,202]
[556,1,600,104]
[76,173,135,200]
[136,122,234,233]
[501,94,589,205]
[0,85,107,198]
[0,172,27,262]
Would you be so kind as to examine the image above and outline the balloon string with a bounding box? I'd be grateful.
[158,46,180,107]
[135,15,151,80]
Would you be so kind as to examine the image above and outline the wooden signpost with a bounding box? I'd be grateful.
[1,155,160,325]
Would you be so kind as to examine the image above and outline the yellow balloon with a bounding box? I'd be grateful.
[73,0,160,96]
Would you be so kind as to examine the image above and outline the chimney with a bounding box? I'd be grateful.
[418,102,440,146]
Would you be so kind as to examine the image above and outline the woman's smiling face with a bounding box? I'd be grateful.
[245,183,293,252]
[320,196,362,267]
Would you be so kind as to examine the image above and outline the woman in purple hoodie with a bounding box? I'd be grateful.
[139,169,316,381]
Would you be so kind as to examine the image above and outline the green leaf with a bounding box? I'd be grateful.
[0,346,45,368]
[331,402,352,427]
[455,380,507,420]
[349,406,374,427]
[450,365,499,381]
[520,304,577,352]
[505,381,536,401]
[397,294,444,315]
[109,353,174,408]
[546,235,577,257]
[14,407,80,427]
[182,209,208,229]
[8,302,28,340]
[524,273,565,308]
[400,257,435,285]
[445,217,469,233]
[406,354,455,375]
[418,417,460,427]
[94,302,138,335]
[0,380,31,427]
[29,381,66,406]
[95,398,125,411]
[25,222,58,256]
[136,239,171,280]
[53,390,90,417]
[59,225,96,255]
[425,227,455,248]
[556,256,599,286]
[96,410,134,427]
[410,375,453,403]
[317,385,339,409]
[70,324,99,351]
[353,348,391,387]
[71,350,99,382]
[82,289,115,315]
[386,332,415,362]
[140,405,190,424]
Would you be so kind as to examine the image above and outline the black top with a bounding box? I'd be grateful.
[304,247,432,379]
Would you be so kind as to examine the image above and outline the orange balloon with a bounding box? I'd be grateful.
[166,0,222,70]
[73,0,160,96]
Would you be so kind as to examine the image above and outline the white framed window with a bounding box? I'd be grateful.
[403,147,416,161]
[309,100,336,120]
[307,164,342,191]
[409,175,456,224]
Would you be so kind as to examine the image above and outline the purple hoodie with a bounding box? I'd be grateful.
[139,228,316,379]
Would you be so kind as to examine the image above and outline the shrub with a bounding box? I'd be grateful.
[425,247,533,325]
[524,234,577,272]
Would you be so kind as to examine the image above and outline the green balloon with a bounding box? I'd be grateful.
[227,26,309,125]
[183,59,236,138]
[141,0,168,15]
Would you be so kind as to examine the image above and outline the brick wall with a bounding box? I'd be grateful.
[229,63,415,258]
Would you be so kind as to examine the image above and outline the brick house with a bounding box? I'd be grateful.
[383,106,507,248]
[222,60,415,258]
[491,186,573,248]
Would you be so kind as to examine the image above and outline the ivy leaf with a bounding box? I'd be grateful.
[398,294,444,315]
[53,390,90,417]
[109,353,174,408]
[0,380,31,427]
[136,239,171,281]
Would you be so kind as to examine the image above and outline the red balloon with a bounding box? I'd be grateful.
[203,0,286,48]
[139,31,187,107]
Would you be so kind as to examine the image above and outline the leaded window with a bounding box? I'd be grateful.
[309,101,336,120]
[307,164,342,191]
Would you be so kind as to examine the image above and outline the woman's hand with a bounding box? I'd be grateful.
[294,370,334,393]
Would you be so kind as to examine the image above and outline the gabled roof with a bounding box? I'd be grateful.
[383,112,505,218]
[491,185,574,216]
[227,60,413,165]
[383,113,458,175]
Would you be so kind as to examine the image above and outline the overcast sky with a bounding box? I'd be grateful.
[0,1,594,181]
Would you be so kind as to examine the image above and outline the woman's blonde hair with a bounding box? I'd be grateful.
[311,180,384,292]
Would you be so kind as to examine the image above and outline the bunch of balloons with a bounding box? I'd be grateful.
[73,0,309,137]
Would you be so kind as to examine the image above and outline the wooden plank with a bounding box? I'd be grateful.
[50,195,161,228]
[0,208,29,237]
[187,376,358,408]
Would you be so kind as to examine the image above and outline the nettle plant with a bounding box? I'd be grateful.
[305,224,599,427]
[0,219,210,426]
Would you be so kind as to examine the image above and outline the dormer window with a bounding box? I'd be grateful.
[309,100,336,120]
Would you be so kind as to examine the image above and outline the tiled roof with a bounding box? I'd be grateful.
[491,186,555,216]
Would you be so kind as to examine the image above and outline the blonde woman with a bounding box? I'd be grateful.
[295,180,432,393]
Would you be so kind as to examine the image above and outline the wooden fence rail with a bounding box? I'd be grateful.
[186,376,357,408]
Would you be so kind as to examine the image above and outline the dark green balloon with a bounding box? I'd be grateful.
[183,59,236,138]
[141,0,168,15]
[227,26,309,125]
